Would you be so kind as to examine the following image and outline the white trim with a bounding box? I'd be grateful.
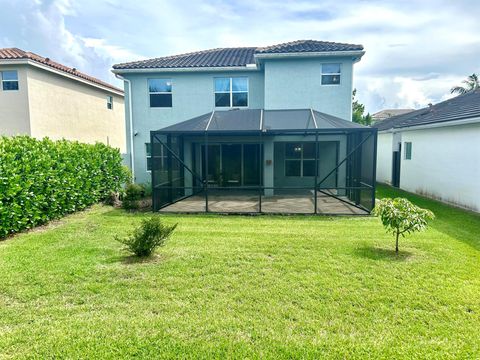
[0,59,124,96]
[260,109,264,130]
[205,110,215,131]
[254,50,365,60]
[379,116,480,133]
[113,65,260,74]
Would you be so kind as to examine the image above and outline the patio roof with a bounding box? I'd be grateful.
[155,109,368,134]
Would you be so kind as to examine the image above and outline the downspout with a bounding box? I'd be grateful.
[115,74,135,180]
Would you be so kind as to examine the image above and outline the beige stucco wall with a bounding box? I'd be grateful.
[26,66,126,152]
[0,65,31,136]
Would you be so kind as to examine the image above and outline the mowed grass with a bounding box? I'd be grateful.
[0,185,479,359]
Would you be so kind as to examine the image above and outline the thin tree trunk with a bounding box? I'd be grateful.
[395,230,399,254]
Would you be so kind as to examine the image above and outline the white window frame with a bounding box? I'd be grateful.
[148,79,173,108]
[107,95,113,110]
[321,63,342,86]
[146,143,152,172]
[214,77,249,108]
[284,142,316,177]
[1,70,19,91]
[404,142,412,160]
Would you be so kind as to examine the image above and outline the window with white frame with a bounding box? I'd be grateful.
[404,142,412,160]
[285,142,316,177]
[146,143,152,171]
[148,79,172,107]
[214,77,248,107]
[107,95,113,109]
[321,63,341,85]
[1,70,19,91]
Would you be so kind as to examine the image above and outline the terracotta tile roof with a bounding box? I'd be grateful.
[113,40,364,70]
[0,48,123,93]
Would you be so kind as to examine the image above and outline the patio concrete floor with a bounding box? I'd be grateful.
[159,192,368,215]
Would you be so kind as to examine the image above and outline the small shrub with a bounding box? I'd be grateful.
[142,182,153,198]
[373,197,435,253]
[116,216,177,257]
[122,183,145,210]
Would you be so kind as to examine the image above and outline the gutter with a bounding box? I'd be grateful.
[254,50,365,60]
[115,74,135,180]
[112,65,260,74]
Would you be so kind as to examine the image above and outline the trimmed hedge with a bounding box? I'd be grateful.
[0,136,127,238]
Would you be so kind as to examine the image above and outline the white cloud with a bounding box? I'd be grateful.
[1,0,479,111]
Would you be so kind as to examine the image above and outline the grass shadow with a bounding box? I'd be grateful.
[354,245,413,261]
[105,253,163,265]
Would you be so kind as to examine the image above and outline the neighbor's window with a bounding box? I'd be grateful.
[285,142,316,177]
[148,79,172,107]
[404,142,412,160]
[321,63,341,85]
[1,70,19,91]
[214,77,248,107]
[107,96,113,110]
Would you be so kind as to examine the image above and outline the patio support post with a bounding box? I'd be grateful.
[314,130,318,214]
[167,135,173,204]
[371,129,378,211]
[258,131,262,213]
[204,131,209,212]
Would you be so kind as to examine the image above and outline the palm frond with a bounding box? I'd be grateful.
[450,86,467,95]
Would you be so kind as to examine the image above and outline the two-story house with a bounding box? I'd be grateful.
[112,40,377,215]
[0,48,125,152]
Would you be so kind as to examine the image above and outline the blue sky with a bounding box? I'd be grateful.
[1,0,479,113]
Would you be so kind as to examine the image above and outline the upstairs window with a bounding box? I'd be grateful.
[149,79,172,107]
[1,71,19,91]
[404,142,412,160]
[285,142,316,177]
[321,63,341,85]
[214,77,248,107]
[107,95,113,110]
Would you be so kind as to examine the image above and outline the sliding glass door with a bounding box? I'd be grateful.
[201,143,262,187]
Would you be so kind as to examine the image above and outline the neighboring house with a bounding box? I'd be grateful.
[372,109,414,123]
[113,40,377,215]
[0,48,126,152]
[373,90,480,212]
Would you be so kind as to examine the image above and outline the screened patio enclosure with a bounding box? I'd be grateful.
[150,109,377,215]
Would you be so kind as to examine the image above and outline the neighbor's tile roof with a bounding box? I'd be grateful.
[113,40,364,70]
[373,89,480,131]
[0,48,123,93]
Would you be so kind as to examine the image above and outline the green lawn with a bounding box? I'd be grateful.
[1,185,479,359]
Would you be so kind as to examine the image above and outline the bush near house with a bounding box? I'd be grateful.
[0,136,126,238]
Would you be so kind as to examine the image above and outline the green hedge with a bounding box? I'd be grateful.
[0,136,127,238]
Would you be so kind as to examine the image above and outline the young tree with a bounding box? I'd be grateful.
[373,198,434,253]
[352,89,373,126]
[451,73,479,95]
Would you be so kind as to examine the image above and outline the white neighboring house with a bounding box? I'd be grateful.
[373,89,480,212]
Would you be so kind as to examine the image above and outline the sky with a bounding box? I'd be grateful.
[1,0,479,114]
